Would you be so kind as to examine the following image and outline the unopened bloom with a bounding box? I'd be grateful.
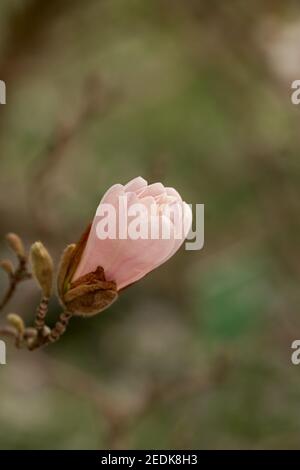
[57,177,192,316]
[30,242,54,298]
[75,177,191,288]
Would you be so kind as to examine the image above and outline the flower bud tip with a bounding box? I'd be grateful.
[6,233,26,260]
[0,259,14,276]
[7,313,25,335]
[30,241,54,297]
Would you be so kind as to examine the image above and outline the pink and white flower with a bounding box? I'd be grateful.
[73,177,192,290]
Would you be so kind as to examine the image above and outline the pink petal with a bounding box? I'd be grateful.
[98,184,124,207]
[158,202,192,265]
[136,183,165,198]
[111,215,176,289]
[124,176,148,193]
[73,178,192,291]
[165,187,182,202]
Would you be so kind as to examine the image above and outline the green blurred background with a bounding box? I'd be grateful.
[1,0,300,450]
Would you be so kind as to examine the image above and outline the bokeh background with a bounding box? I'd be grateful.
[0,0,300,450]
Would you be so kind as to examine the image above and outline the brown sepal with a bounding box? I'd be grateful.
[57,244,76,298]
[57,227,118,317]
[64,282,117,317]
[64,265,118,316]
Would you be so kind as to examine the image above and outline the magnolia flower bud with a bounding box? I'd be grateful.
[6,233,26,260]
[7,313,25,336]
[73,177,192,290]
[30,242,54,297]
[56,177,191,318]
[0,259,14,276]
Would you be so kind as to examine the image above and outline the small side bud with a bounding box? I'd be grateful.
[0,259,14,276]
[42,325,51,338]
[30,242,54,297]
[7,313,25,336]
[6,233,26,260]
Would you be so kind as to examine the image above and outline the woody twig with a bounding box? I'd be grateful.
[0,235,82,350]
[0,236,63,350]
[0,224,117,351]
[29,76,119,235]
[0,233,31,313]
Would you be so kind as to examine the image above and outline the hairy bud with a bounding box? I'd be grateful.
[0,259,14,276]
[7,313,25,336]
[30,242,54,297]
[6,233,26,260]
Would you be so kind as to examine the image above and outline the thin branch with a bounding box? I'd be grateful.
[36,350,230,449]
[28,310,73,351]
[0,257,31,313]
[29,76,119,235]
[34,296,49,332]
